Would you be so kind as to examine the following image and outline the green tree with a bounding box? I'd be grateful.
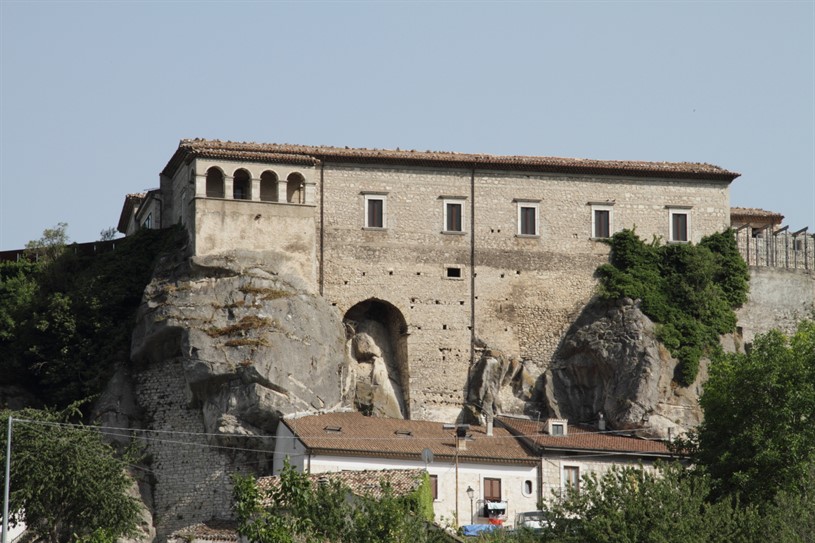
[0,227,179,407]
[0,407,140,543]
[24,222,69,263]
[691,320,815,505]
[233,463,442,543]
[537,463,759,543]
[596,229,749,385]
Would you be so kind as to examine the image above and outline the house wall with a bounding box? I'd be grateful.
[165,156,731,422]
[539,453,661,504]
[274,452,537,527]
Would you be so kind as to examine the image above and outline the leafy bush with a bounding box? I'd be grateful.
[0,226,182,407]
[596,229,748,385]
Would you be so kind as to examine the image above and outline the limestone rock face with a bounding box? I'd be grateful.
[467,347,537,420]
[545,298,707,439]
[131,250,350,448]
[345,320,406,419]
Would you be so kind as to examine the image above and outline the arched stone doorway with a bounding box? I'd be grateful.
[343,299,409,419]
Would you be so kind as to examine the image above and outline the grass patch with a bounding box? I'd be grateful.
[239,285,291,301]
[206,315,275,337]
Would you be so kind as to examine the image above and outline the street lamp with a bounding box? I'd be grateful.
[466,485,475,525]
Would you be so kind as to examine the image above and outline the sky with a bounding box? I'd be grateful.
[0,1,813,251]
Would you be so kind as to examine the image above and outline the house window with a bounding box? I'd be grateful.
[430,475,438,500]
[515,200,540,237]
[442,198,465,233]
[142,212,152,230]
[484,477,501,502]
[668,208,691,242]
[564,466,580,494]
[523,480,533,496]
[551,423,564,436]
[364,193,387,229]
[591,205,613,239]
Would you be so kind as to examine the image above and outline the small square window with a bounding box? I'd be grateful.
[551,423,564,436]
[668,208,690,242]
[515,200,540,237]
[364,194,387,229]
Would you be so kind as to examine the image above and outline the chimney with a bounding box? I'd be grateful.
[456,424,469,451]
[598,413,606,432]
[486,416,494,437]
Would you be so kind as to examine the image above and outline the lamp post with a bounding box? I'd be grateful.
[466,485,475,525]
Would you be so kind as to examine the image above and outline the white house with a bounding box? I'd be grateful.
[273,411,539,528]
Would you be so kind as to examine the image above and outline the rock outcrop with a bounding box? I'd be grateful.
[127,249,349,538]
[131,250,350,446]
[345,320,406,419]
[544,298,710,439]
[466,346,537,421]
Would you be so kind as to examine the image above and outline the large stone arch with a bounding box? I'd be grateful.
[343,299,409,419]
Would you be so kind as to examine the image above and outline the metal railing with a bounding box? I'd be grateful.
[734,226,814,270]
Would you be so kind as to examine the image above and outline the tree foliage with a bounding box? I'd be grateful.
[690,320,815,505]
[24,222,69,264]
[0,225,180,407]
[535,463,758,543]
[233,463,444,543]
[596,229,749,385]
[0,407,141,543]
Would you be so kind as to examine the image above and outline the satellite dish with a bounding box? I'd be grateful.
[421,447,434,468]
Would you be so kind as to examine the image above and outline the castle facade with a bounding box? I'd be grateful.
[121,139,737,422]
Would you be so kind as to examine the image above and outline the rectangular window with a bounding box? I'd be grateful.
[143,212,152,230]
[669,209,689,242]
[551,423,564,436]
[484,477,502,501]
[446,202,463,232]
[430,475,438,500]
[514,200,540,237]
[591,206,613,239]
[564,466,580,494]
[364,194,387,229]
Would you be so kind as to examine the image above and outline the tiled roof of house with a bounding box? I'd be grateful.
[258,468,426,500]
[496,416,673,457]
[169,520,238,542]
[116,192,146,233]
[283,411,537,465]
[730,207,784,223]
[162,138,740,182]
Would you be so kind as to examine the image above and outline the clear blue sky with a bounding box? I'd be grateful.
[1,1,813,250]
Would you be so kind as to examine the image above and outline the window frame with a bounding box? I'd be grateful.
[514,199,541,237]
[442,197,466,234]
[363,193,388,230]
[668,206,692,243]
[563,465,580,494]
[590,204,614,239]
[483,477,502,502]
[429,474,439,501]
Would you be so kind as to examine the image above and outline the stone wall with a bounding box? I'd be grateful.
[736,267,815,344]
[162,156,732,423]
[134,358,253,540]
[317,163,731,421]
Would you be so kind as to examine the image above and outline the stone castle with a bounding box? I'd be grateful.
[120,139,738,424]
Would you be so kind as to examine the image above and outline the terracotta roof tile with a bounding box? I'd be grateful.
[730,207,784,222]
[170,520,238,542]
[284,412,537,465]
[162,139,739,182]
[496,416,673,456]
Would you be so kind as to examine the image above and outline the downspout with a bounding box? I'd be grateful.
[468,168,476,396]
[319,162,325,296]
